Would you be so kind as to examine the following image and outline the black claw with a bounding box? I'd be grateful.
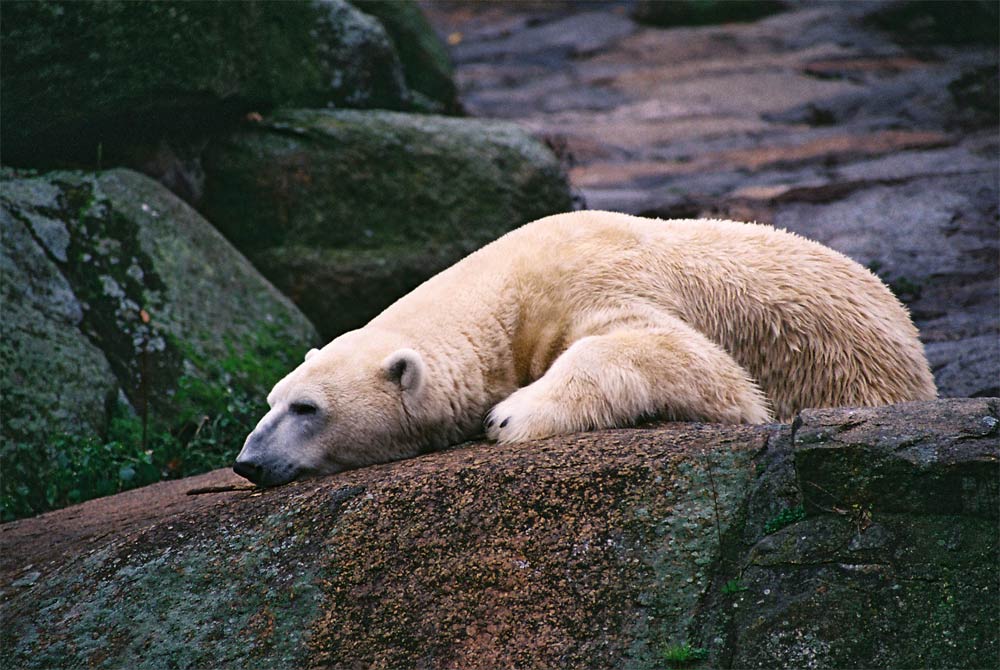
[486,418,494,428]
[500,418,509,428]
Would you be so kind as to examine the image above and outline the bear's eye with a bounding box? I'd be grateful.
[289,401,318,416]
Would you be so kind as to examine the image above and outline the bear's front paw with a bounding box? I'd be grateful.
[485,386,567,443]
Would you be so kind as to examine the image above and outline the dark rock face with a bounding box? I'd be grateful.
[351,0,460,113]
[793,401,998,517]
[200,109,573,339]
[632,0,787,27]
[0,0,421,171]
[867,0,999,45]
[725,512,996,669]
[2,401,996,669]
[695,399,999,669]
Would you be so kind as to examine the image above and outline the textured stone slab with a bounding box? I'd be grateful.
[793,399,999,517]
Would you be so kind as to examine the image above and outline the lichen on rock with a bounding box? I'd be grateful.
[0,169,318,518]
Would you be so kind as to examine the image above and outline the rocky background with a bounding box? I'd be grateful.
[1,0,572,519]
[1,1,997,668]
[423,0,998,399]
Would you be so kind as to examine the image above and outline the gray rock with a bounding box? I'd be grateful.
[926,335,1000,399]
[0,169,318,508]
[774,174,997,284]
[452,11,635,63]
[763,69,959,129]
[1,204,119,443]
[834,143,998,184]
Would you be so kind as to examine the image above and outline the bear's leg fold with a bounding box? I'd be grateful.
[486,320,772,443]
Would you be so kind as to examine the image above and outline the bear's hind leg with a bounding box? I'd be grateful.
[486,320,772,443]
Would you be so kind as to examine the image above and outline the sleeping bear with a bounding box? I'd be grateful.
[234,211,936,486]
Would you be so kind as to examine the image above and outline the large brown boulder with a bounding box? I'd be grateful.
[2,400,995,668]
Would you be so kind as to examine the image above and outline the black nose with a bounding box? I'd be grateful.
[233,460,262,484]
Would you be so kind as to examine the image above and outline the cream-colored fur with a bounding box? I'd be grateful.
[235,211,936,485]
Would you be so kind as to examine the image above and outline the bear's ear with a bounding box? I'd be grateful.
[304,348,319,361]
[382,348,426,394]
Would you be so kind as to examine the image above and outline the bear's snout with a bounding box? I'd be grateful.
[232,459,264,484]
[232,454,301,487]
[234,420,302,486]
[234,407,310,486]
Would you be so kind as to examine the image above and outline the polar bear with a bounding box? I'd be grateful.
[234,211,936,486]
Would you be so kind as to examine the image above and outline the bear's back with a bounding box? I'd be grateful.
[497,212,936,417]
[377,211,936,419]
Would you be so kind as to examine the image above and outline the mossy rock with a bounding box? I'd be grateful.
[0,0,411,168]
[867,0,999,45]
[1,195,119,443]
[350,0,460,113]
[728,513,998,668]
[0,169,318,517]
[691,399,999,669]
[200,108,574,339]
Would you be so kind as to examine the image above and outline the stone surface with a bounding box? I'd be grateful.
[866,0,999,46]
[352,0,460,113]
[1,198,119,442]
[925,335,1000,399]
[792,400,999,517]
[0,0,411,168]
[2,401,996,669]
[0,169,317,476]
[1,422,766,670]
[423,0,999,399]
[693,398,999,670]
[200,108,573,338]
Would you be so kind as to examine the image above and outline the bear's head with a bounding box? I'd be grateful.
[233,330,428,486]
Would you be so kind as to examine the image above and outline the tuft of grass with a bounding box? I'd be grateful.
[1,415,161,519]
[1,322,303,521]
[721,578,748,594]
[764,504,806,534]
[662,643,709,665]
